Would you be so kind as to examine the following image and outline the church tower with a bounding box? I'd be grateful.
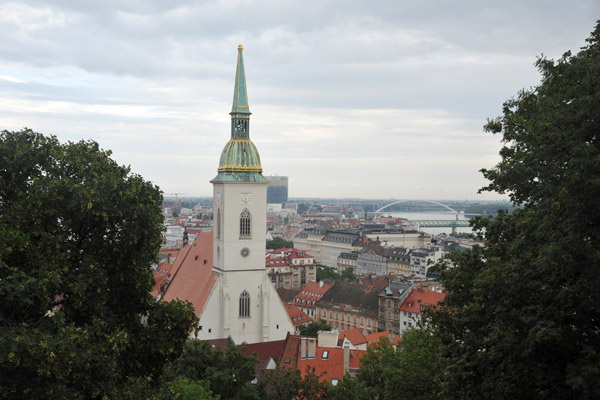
[204,45,292,343]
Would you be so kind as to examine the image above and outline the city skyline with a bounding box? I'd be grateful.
[1,1,598,199]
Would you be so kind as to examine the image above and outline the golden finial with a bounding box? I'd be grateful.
[238,44,243,50]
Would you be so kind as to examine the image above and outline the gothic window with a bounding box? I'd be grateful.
[239,290,250,317]
[240,209,251,239]
[217,209,221,239]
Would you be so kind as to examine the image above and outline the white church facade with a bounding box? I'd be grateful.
[190,45,294,343]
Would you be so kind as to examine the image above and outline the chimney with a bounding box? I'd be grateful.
[343,345,350,374]
[308,337,317,359]
[300,337,307,359]
[319,281,324,288]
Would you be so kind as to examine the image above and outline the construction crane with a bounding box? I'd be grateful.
[164,193,196,207]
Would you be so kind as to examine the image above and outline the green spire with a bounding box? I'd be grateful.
[211,45,269,184]
[231,44,251,117]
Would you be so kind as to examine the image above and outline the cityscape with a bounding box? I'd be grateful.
[1,2,599,399]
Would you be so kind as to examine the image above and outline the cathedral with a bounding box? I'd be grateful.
[190,45,294,343]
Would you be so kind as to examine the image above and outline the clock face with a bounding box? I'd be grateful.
[241,193,252,204]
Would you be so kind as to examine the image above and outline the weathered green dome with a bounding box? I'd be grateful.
[211,137,269,183]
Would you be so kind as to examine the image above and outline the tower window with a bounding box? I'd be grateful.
[240,209,251,239]
[239,290,250,317]
[217,208,221,239]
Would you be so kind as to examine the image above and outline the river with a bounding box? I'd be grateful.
[382,212,475,236]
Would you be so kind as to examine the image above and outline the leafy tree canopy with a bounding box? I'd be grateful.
[298,319,332,337]
[266,237,294,250]
[0,129,197,399]
[331,331,443,400]
[162,340,260,400]
[260,365,331,400]
[430,22,600,399]
[317,265,357,282]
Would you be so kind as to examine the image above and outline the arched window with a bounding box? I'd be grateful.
[239,290,250,317]
[240,209,251,239]
[217,209,221,239]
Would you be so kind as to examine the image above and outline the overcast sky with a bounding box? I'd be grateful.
[1,1,598,200]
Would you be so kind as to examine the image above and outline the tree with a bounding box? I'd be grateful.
[429,23,600,399]
[162,340,261,400]
[0,129,197,399]
[298,319,332,336]
[316,265,339,281]
[260,365,331,400]
[340,268,357,280]
[266,237,294,250]
[331,332,443,400]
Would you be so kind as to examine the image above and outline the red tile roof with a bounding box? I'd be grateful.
[365,330,401,345]
[285,304,311,326]
[293,281,333,309]
[265,255,290,267]
[162,232,218,317]
[243,339,287,376]
[298,345,365,383]
[278,333,302,368]
[339,328,367,346]
[399,289,446,315]
[270,248,314,259]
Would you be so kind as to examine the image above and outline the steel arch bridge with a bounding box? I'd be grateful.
[374,200,458,214]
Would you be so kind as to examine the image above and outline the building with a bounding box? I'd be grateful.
[320,230,361,268]
[165,46,293,344]
[293,228,325,264]
[387,247,412,277]
[365,231,431,248]
[356,242,391,276]
[315,280,382,335]
[266,248,317,289]
[336,251,358,275]
[292,280,333,319]
[284,303,312,333]
[378,280,414,334]
[265,251,292,289]
[265,175,288,204]
[410,248,445,278]
[278,332,366,386]
[398,287,446,335]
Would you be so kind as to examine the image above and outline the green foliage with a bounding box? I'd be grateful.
[266,237,294,250]
[448,231,476,239]
[331,332,443,400]
[0,129,197,399]
[260,365,331,400]
[316,266,357,282]
[429,23,600,399]
[340,268,357,280]
[298,319,332,336]
[463,202,517,215]
[162,340,260,400]
[316,266,339,281]
[167,378,219,400]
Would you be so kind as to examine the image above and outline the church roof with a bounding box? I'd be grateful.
[212,45,268,184]
[162,232,218,317]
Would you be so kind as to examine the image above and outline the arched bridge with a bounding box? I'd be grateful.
[375,200,458,214]
[372,200,470,232]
